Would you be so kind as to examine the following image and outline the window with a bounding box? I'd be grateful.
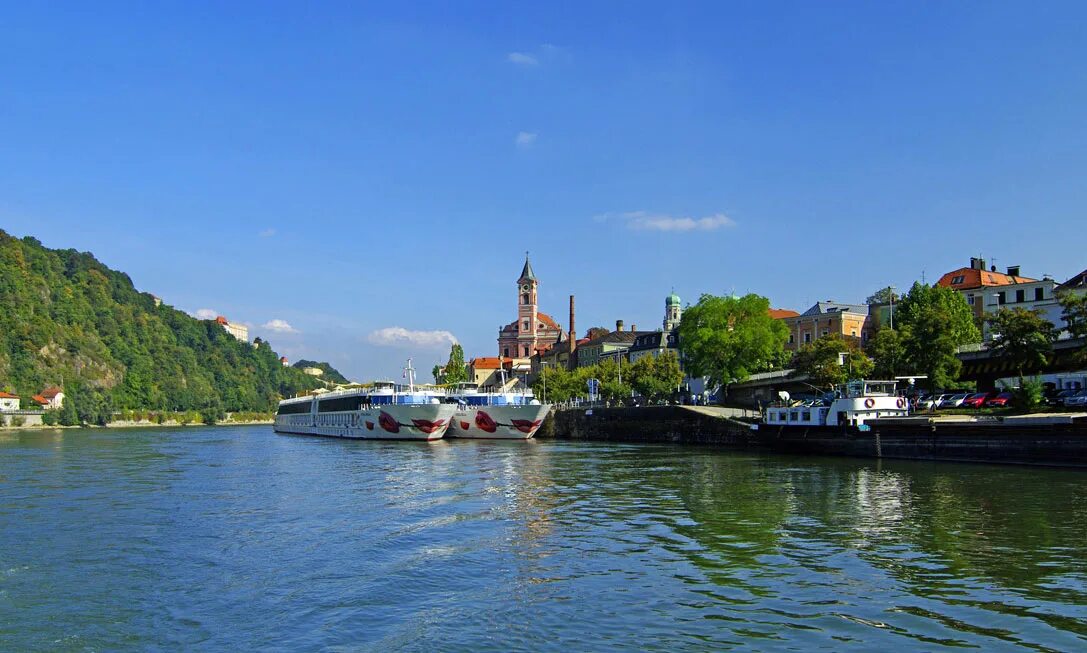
[788,334,794,344]
[998,291,1006,305]
[523,346,529,356]
[821,329,828,337]
[967,294,975,305]
[1035,287,1044,301]
[522,294,529,305]
[803,332,811,343]
[850,330,857,337]
[951,275,965,284]
[523,320,530,331]
[503,348,509,357]
[1016,289,1025,303]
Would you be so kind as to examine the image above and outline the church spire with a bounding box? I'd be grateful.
[519,251,536,282]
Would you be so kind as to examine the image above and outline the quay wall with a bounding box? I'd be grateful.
[539,407,1087,467]
[541,406,753,446]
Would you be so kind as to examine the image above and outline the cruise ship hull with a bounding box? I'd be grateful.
[446,404,551,439]
[273,404,456,440]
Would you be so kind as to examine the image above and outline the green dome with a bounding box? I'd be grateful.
[666,292,681,306]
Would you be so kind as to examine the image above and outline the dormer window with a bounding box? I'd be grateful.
[951,275,965,285]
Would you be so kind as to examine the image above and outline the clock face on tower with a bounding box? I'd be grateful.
[521,284,531,292]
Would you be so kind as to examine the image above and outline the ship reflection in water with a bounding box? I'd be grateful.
[0,427,1085,651]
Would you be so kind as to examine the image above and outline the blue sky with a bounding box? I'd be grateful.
[2,2,1085,381]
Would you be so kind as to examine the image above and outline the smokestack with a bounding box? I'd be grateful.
[1007,265,1019,277]
[568,295,576,354]
[631,324,637,332]
[616,320,624,332]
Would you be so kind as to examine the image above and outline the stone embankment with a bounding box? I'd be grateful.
[540,405,754,445]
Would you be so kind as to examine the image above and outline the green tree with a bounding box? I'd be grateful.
[678,294,789,390]
[792,334,874,388]
[896,281,981,391]
[442,344,468,386]
[1060,292,1087,365]
[986,307,1057,378]
[532,365,584,403]
[585,326,610,340]
[628,351,685,402]
[866,326,905,379]
[866,286,899,305]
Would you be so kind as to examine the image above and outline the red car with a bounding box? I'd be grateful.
[961,393,989,408]
[985,392,1014,407]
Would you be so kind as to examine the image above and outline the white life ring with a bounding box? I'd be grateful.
[896,398,905,409]
[864,398,875,408]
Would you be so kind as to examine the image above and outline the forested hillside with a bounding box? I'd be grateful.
[292,360,351,384]
[0,230,324,420]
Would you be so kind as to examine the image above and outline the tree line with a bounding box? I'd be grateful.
[0,230,325,423]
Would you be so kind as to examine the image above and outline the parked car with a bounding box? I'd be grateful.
[940,393,969,408]
[961,392,990,408]
[1065,390,1087,408]
[917,394,943,410]
[985,392,1014,408]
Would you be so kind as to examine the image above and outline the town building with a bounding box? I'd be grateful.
[0,392,19,412]
[936,258,1036,322]
[280,357,289,367]
[38,388,64,409]
[628,292,686,363]
[215,315,249,343]
[497,256,565,370]
[976,277,1063,340]
[1059,268,1087,296]
[783,302,871,351]
[576,321,643,368]
[467,357,521,390]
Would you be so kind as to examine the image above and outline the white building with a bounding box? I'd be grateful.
[302,367,324,377]
[39,388,64,409]
[0,392,19,412]
[980,277,1063,340]
[215,316,249,343]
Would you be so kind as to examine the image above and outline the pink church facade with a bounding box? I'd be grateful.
[498,256,564,362]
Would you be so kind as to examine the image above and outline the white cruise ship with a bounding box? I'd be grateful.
[274,361,455,441]
[445,382,550,440]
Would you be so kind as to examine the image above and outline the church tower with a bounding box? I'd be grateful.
[517,253,539,346]
[664,291,682,330]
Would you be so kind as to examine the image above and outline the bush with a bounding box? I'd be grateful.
[41,410,58,426]
[1012,376,1044,412]
[11,416,25,427]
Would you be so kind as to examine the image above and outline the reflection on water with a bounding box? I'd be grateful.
[0,428,1085,651]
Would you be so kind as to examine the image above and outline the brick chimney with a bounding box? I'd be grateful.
[616,319,624,332]
[568,295,576,355]
[631,324,637,332]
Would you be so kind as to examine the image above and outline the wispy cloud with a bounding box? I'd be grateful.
[258,228,277,238]
[367,327,458,349]
[193,308,218,320]
[595,211,737,232]
[515,131,538,148]
[262,319,298,333]
[507,52,538,66]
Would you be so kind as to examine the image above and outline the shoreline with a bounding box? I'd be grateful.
[0,419,274,432]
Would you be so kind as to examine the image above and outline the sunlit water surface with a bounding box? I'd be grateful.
[1,427,1085,651]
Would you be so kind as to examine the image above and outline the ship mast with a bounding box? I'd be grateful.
[403,358,416,393]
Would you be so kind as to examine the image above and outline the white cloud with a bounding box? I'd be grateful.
[194,308,218,320]
[507,52,538,66]
[596,211,737,232]
[262,319,298,333]
[259,228,277,238]
[515,131,537,147]
[367,327,458,349]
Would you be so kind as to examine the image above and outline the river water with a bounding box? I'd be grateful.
[1,426,1085,651]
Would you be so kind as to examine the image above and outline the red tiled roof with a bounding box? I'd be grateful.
[537,312,562,330]
[470,357,511,370]
[215,316,228,325]
[40,388,62,398]
[32,395,48,405]
[768,308,800,319]
[937,268,1035,290]
[0,392,18,399]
